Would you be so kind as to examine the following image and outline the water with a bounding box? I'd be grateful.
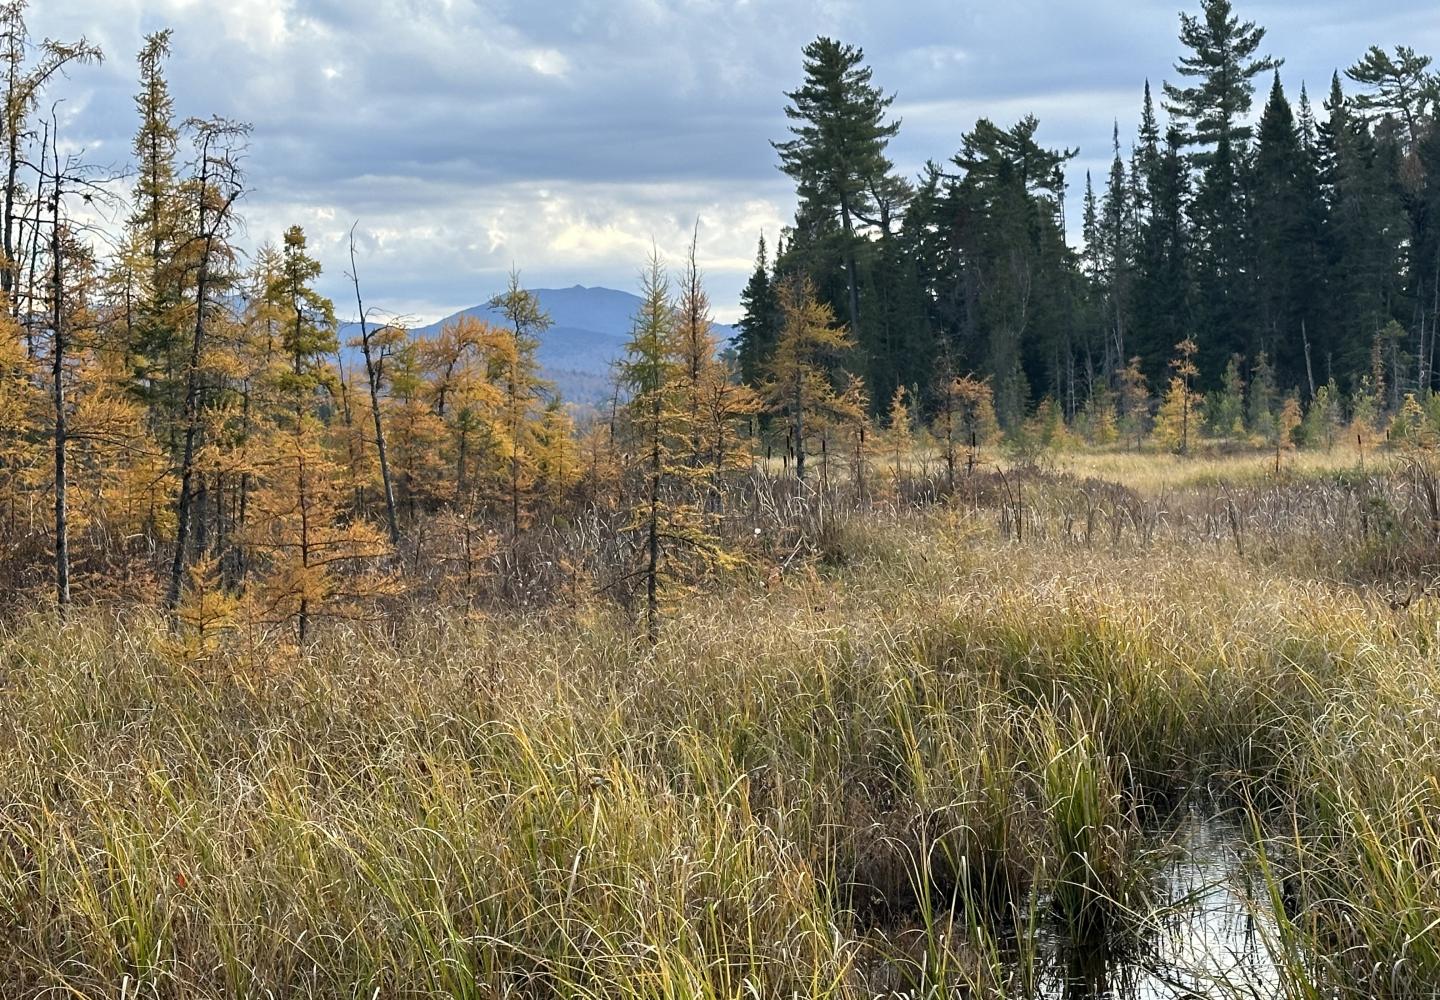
[1028,812,1282,1000]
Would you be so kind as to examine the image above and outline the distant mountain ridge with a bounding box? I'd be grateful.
[341,285,737,406]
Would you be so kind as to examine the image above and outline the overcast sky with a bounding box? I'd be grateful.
[32,0,1440,324]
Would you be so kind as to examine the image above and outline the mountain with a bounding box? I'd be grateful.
[340,285,738,407]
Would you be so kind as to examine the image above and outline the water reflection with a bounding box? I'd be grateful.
[1033,811,1281,999]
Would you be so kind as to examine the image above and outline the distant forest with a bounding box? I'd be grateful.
[737,0,1440,436]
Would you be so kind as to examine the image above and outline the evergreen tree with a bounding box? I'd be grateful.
[1164,0,1281,372]
[1251,73,1325,389]
[736,235,778,386]
[266,225,337,408]
[128,30,186,441]
[1207,354,1246,437]
[1247,351,1278,437]
[1133,129,1192,381]
[1346,45,1437,151]
[774,37,900,343]
[1319,74,1407,389]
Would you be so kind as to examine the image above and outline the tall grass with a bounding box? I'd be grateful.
[3,465,1440,996]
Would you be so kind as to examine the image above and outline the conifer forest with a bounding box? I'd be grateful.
[6,1,1440,997]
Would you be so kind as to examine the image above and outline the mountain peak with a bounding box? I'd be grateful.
[342,285,736,408]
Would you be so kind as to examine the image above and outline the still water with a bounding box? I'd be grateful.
[1028,813,1281,1000]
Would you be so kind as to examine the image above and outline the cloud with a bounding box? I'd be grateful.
[32,0,1440,324]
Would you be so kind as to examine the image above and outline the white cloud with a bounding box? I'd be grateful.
[29,0,1440,325]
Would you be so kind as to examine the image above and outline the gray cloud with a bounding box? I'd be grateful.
[34,0,1440,323]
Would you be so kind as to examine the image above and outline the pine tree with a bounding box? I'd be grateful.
[1164,0,1281,371]
[774,37,900,340]
[1345,45,1437,152]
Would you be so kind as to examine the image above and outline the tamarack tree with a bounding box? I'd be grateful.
[616,252,741,644]
[763,276,855,484]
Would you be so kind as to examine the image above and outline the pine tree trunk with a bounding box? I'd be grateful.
[839,193,862,336]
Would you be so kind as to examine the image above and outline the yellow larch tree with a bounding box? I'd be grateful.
[763,276,855,484]
[485,271,552,537]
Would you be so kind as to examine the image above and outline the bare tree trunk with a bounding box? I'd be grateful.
[297,435,310,645]
[1302,319,1317,401]
[646,404,661,646]
[3,112,21,299]
[349,225,399,546]
[792,368,806,484]
[49,162,67,610]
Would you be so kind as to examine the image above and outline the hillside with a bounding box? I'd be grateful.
[342,285,738,406]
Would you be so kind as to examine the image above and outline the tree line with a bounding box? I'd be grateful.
[736,0,1440,445]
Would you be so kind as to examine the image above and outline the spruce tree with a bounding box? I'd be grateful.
[1133,129,1191,381]
[736,235,778,386]
[1252,74,1324,389]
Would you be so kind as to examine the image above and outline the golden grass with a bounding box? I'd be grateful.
[3,465,1440,997]
[1046,442,1389,493]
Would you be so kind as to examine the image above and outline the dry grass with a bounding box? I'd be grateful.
[3,458,1440,997]
[1046,442,1388,494]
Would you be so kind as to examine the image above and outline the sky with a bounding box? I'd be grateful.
[32,0,1440,326]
